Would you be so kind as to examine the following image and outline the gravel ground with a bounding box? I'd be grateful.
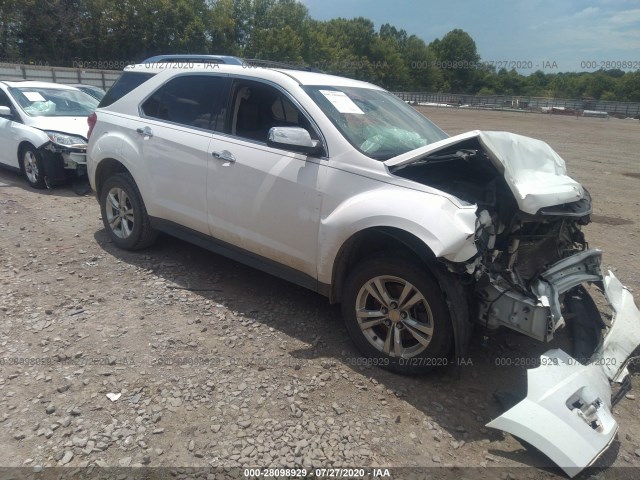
[0,108,639,479]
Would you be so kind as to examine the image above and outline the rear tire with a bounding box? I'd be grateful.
[341,257,453,375]
[100,173,158,250]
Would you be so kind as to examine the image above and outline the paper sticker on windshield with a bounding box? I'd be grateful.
[320,90,364,114]
[23,92,46,102]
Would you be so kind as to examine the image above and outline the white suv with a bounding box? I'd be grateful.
[87,64,640,472]
[87,62,640,470]
[87,62,639,366]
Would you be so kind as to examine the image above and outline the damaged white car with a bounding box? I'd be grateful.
[87,65,640,476]
[0,81,98,188]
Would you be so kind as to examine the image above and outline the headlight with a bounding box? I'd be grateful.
[45,131,87,147]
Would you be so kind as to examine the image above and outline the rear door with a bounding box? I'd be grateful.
[132,74,230,234]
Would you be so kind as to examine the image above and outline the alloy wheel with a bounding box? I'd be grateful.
[23,150,40,184]
[355,275,434,358]
[105,187,134,239]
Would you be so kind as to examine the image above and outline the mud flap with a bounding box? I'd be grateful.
[487,273,640,478]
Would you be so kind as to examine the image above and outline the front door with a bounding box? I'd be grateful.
[206,80,326,280]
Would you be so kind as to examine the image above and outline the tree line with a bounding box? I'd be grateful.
[1,0,639,101]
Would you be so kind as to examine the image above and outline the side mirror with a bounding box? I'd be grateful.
[0,106,12,117]
[267,127,323,156]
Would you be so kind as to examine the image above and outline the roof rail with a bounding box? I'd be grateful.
[243,58,320,72]
[140,54,321,72]
[141,55,246,66]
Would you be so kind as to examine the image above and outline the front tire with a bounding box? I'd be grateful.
[20,145,46,189]
[100,173,158,250]
[341,257,453,375]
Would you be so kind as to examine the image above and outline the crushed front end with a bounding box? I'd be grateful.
[388,130,640,475]
[473,202,599,343]
[389,131,602,344]
[39,136,88,186]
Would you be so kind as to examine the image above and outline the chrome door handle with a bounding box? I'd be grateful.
[212,150,235,162]
[136,126,153,137]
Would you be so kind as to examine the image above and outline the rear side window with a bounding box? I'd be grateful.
[0,90,13,109]
[141,75,229,132]
[99,72,155,108]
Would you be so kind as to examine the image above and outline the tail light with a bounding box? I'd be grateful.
[87,112,97,140]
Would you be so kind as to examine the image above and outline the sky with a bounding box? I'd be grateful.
[300,0,640,73]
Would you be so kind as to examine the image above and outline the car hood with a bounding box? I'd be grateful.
[385,130,585,215]
[24,116,90,140]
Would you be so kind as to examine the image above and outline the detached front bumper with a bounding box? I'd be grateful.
[487,273,640,477]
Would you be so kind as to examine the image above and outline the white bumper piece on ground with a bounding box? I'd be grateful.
[487,273,640,477]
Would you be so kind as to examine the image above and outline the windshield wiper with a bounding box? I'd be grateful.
[390,149,477,172]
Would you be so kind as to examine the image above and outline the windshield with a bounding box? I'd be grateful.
[304,86,448,160]
[9,86,99,117]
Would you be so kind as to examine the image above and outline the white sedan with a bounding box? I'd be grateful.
[0,81,98,188]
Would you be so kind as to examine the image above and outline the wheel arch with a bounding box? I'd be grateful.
[330,226,474,359]
[17,141,37,167]
[329,226,437,304]
[94,158,132,199]
[16,126,49,162]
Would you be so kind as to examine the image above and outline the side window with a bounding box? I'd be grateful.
[230,81,317,143]
[141,75,229,131]
[99,72,155,108]
[0,90,12,109]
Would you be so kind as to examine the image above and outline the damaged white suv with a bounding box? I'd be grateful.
[88,64,640,475]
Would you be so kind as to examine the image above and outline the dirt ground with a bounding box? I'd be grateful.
[1,108,639,479]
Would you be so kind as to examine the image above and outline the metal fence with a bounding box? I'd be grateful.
[2,63,639,117]
[393,92,640,117]
[0,63,120,89]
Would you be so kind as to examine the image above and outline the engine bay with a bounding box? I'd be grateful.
[390,136,596,342]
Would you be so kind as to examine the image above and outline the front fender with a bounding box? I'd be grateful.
[318,186,478,284]
[18,128,49,150]
[13,125,49,168]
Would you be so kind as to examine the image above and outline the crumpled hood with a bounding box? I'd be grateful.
[385,130,585,215]
[23,116,90,141]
